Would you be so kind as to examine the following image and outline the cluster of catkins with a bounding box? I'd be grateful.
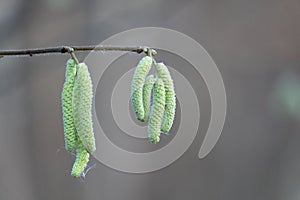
[61,58,96,178]
[131,56,176,143]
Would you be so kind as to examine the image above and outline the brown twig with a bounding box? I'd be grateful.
[0,45,153,57]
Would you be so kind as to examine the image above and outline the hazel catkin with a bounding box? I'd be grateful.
[73,63,96,153]
[131,56,153,121]
[61,58,77,152]
[148,78,165,144]
[156,63,176,133]
[142,75,155,122]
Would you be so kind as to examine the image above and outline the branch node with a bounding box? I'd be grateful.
[61,46,69,54]
[144,47,157,57]
[136,47,144,54]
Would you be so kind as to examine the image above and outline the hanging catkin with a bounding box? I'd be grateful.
[156,63,176,133]
[142,75,155,122]
[61,58,77,152]
[73,63,96,153]
[71,139,90,177]
[131,56,153,121]
[148,78,165,143]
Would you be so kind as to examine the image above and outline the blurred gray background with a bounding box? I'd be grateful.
[0,0,300,199]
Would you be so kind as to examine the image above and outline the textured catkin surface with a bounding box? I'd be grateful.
[61,58,77,152]
[148,78,165,143]
[157,63,176,133]
[73,63,96,153]
[131,56,153,121]
[142,75,155,122]
[71,140,90,178]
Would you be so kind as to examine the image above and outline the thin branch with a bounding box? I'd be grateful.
[67,48,79,65]
[0,45,152,57]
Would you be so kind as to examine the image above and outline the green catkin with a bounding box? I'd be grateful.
[61,58,77,152]
[73,63,96,153]
[71,139,90,178]
[148,78,165,144]
[156,63,176,133]
[131,56,153,121]
[142,75,155,122]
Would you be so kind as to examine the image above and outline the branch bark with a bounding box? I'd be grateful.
[0,45,151,57]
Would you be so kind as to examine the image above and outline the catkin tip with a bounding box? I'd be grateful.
[149,134,160,144]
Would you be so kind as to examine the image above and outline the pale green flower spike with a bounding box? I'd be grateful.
[142,75,155,122]
[73,63,96,153]
[71,139,90,178]
[61,58,77,152]
[131,56,153,121]
[157,63,176,133]
[148,78,165,144]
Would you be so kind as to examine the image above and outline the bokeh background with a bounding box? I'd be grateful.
[0,0,300,199]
